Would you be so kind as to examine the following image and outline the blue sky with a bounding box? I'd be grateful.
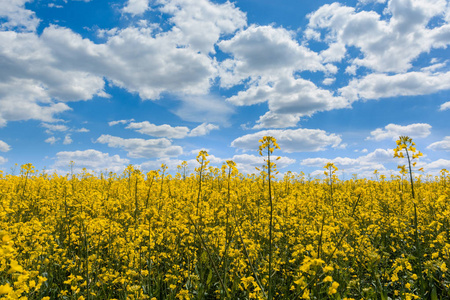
[0,0,449,178]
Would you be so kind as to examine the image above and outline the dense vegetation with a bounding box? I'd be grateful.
[1,137,449,300]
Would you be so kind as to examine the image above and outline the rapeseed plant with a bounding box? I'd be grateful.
[0,141,449,299]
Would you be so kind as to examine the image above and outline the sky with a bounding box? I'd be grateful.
[0,0,449,178]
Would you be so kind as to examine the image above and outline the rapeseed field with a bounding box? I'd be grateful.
[1,137,449,299]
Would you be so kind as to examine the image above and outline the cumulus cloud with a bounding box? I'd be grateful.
[231,128,342,153]
[0,29,102,126]
[122,0,150,16]
[427,136,450,151]
[122,121,219,139]
[0,0,246,126]
[109,119,135,126]
[439,101,450,111]
[43,25,214,100]
[253,112,301,129]
[367,123,432,141]
[300,148,396,177]
[230,76,348,113]
[41,123,69,133]
[75,127,90,133]
[340,71,450,101]
[0,156,7,165]
[425,159,450,170]
[307,0,450,73]
[45,136,59,144]
[217,23,352,128]
[53,149,129,173]
[0,0,40,32]
[188,123,219,137]
[0,140,11,152]
[63,134,73,145]
[322,78,336,85]
[227,76,349,128]
[159,0,247,54]
[0,78,72,127]
[126,121,190,139]
[96,134,183,158]
[219,25,324,87]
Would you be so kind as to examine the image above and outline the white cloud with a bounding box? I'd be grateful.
[307,0,450,73]
[45,136,59,144]
[340,71,450,101]
[53,149,129,173]
[43,25,214,100]
[0,140,11,152]
[0,78,72,127]
[425,159,450,170]
[41,123,69,133]
[122,0,150,16]
[228,76,350,128]
[219,25,324,87]
[322,77,336,85]
[109,119,135,126]
[300,148,396,177]
[96,134,183,158]
[75,127,90,132]
[253,112,301,129]
[126,121,190,139]
[367,123,432,141]
[231,128,342,153]
[48,3,63,8]
[188,123,219,137]
[427,136,450,151]
[421,62,447,72]
[159,0,247,54]
[125,121,220,138]
[0,29,102,126]
[63,134,73,145]
[439,101,450,111]
[0,0,40,32]
[320,42,347,63]
[0,0,246,126]
[0,156,7,165]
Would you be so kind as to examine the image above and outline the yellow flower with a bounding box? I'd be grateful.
[301,288,310,299]
[441,262,448,272]
[0,283,13,295]
[328,281,339,295]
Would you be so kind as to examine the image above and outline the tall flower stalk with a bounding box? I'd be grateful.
[393,135,424,297]
[258,136,280,300]
[393,136,423,199]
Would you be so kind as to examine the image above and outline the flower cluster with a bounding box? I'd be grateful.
[0,142,449,299]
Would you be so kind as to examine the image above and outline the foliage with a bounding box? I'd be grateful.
[0,139,449,300]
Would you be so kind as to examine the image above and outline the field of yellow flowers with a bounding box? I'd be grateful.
[1,138,450,300]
